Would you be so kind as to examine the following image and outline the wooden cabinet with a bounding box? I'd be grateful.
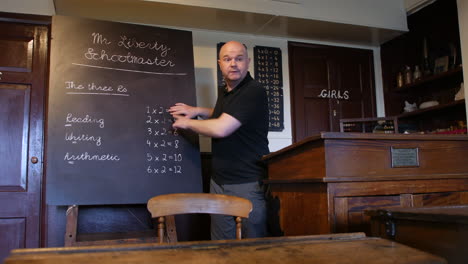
[381,0,466,134]
[263,132,468,236]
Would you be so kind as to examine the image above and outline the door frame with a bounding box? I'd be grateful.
[288,41,376,142]
[0,11,51,248]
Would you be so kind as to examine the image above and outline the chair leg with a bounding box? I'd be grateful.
[165,216,178,243]
[158,216,165,243]
[235,216,242,240]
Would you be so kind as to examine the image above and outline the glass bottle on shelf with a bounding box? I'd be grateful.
[404,66,412,85]
[413,65,422,81]
[396,71,404,88]
[422,38,432,76]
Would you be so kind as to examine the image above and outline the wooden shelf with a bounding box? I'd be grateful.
[380,0,465,134]
[340,100,466,134]
[398,99,465,119]
[394,66,463,93]
[340,117,398,133]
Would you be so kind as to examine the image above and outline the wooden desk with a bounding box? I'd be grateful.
[262,132,468,236]
[367,205,468,264]
[4,233,446,264]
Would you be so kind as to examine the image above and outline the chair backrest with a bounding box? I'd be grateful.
[147,193,253,243]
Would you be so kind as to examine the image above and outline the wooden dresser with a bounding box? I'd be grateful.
[262,132,468,236]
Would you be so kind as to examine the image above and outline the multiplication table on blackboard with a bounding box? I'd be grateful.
[254,46,284,131]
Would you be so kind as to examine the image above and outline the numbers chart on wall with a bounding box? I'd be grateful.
[254,46,284,131]
[46,16,202,205]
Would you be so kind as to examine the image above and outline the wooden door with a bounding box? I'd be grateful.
[0,17,49,261]
[288,42,375,142]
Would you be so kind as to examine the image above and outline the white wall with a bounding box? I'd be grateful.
[145,0,408,31]
[190,28,382,152]
[0,0,55,15]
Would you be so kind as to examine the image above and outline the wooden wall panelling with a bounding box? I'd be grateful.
[333,197,348,233]
[333,195,402,234]
[325,139,468,180]
[413,191,468,207]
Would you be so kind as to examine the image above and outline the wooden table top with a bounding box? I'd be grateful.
[5,233,446,264]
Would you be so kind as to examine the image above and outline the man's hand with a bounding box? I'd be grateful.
[169,103,239,138]
[169,103,198,119]
[169,103,214,119]
[172,114,191,130]
[171,112,241,138]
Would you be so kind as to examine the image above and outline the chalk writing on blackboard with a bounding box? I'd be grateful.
[254,46,284,131]
[145,105,184,176]
[65,80,130,96]
[84,32,176,67]
[64,152,120,163]
[68,31,189,76]
[65,113,105,128]
[65,132,102,146]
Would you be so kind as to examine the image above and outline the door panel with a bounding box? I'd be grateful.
[0,218,26,253]
[302,58,329,98]
[0,19,48,262]
[0,38,33,72]
[0,84,30,191]
[289,42,375,142]
[290,46,333,141]
[336,60,363,123]
[304,98,330,135]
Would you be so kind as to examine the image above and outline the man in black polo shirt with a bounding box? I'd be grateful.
[169,41,269,239]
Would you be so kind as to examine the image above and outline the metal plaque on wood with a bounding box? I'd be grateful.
[391,147,419,168]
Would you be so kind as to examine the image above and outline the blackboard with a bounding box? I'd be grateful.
[253,46,284,131]
[46,16,202,205]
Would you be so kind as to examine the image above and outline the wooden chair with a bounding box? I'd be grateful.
[147,193,253,243]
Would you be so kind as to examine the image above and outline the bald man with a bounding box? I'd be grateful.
[169,41,269,239]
